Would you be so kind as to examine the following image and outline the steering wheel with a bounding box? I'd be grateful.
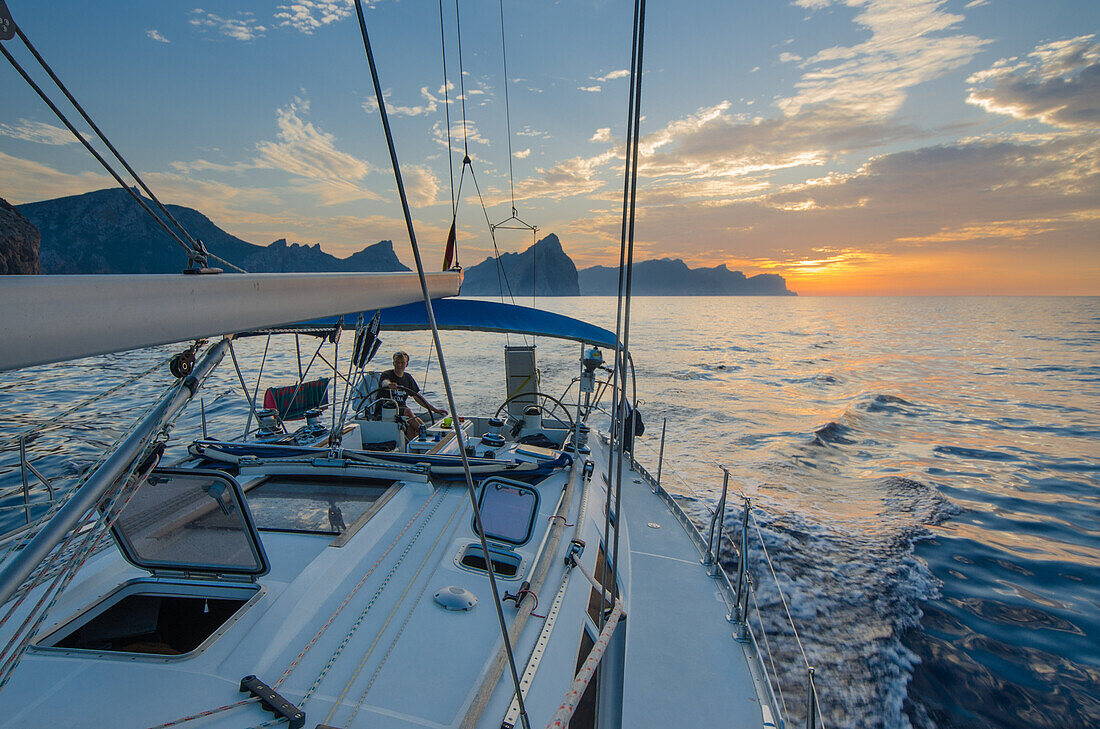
[494,391,575,431]
[364,385,439,425]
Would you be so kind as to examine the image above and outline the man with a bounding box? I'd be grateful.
[380,350,447,440]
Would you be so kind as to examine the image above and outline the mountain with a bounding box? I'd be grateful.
[15,188,408,274]
[461,233,580,296]
[237,238,407,273]
[0,197,40,274]
[579,258,796,296]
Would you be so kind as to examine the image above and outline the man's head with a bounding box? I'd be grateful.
[393,351,410,370]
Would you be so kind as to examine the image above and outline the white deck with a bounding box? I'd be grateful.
[0,433,770,729]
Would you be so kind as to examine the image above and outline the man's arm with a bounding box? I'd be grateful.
[410,391,447,415]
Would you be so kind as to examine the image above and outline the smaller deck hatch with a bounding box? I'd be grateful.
[473,477,540,547]
[111,468,269,579]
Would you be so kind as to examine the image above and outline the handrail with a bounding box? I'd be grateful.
[0,339,228,606]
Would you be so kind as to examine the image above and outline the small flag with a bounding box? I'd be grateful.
[442,219,457,271]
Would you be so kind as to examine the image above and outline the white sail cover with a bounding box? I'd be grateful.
[0,271,461,371]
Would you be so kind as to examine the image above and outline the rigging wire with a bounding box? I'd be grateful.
[10,23,206,260]
[0,42,196,262]
[453,0,470,160]
[351,2,531,726]
[439,0,456,216]
[487,0,540,307]
[604,0,647,631]
[498,0,517,215]
[0,17,247,273]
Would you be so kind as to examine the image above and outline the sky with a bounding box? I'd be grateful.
[0,0,1097,295]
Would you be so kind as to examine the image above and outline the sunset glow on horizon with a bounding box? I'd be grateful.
[1,0,1097,295]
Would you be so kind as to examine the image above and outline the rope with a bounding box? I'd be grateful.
[0,16,247,271]
[143,699,260,729]
[298,489,449,703]
[325,493,466,727]
[453,0,470,159]
[206,250,249,273]
[0,47,197,262]
[10,25,206,259]
[439,0,456,215]
[545,597,624,729]
[273,488,443,686]
[604,0,648,626]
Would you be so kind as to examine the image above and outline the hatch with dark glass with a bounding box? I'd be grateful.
[110,468,269,579]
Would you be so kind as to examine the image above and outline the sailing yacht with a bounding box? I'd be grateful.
[0,294,783,729]
[0,1,812,727]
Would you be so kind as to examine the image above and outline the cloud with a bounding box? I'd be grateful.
[596,69,630,82]
[514,149,531,159]
[779,52,802,63]
[0,151,109,203]
[146,29,170,43]
[590,128,612,143]
[626,133,1099,271]
[516,126,549,138]
[508,149,618,202]
[430,119,492,151]
[967,35,1100,128]
[578,85,602,93]
[0,119,78,146]
[401,164,441,208]
[189,10,266,41]
[362,86,441,117]
[254,100,378,205]
[782,0,989,117]
[275,0,356,34]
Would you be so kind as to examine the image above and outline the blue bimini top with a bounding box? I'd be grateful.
[297,298,618,348]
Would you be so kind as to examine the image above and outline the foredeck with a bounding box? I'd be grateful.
[0,430,774,729]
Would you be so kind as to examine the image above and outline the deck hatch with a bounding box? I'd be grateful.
[457,543,522,578]
[111,468,269,578]
[474,477,540,546]
[37,579,260,657]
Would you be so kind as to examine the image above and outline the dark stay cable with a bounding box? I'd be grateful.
[0,42,195,261]
[604,0,646,624]
[453,0,470,158]
[611,0,647,618]
[438,0,456,216]
[350,4,532,729]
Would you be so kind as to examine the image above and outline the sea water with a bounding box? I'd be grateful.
[1,295,1097,729]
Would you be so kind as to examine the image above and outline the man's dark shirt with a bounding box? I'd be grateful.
[380,369,420,400]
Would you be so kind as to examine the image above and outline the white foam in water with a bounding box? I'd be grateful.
[720,470,958,729]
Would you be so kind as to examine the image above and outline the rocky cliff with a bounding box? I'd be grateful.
[579,258,796,296]
[0,197,40,274]
[461,233,580,296]
[17,188,408,274]
[238,238,407,273]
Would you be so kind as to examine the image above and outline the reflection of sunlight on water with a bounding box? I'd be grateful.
[0,295,1097,729]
